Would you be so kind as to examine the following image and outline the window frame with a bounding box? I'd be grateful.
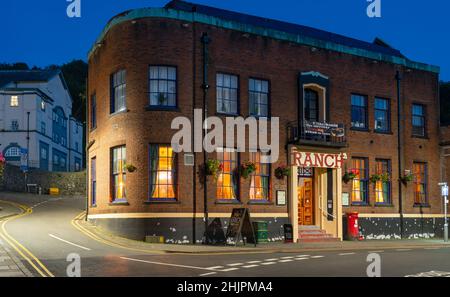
[216,72,240,116]
[10,95,19,107]
[148,143,178,202]
[110,145,127,203]
[90,93,97,130]
[374,97,391,133]
[110,69,127,114]
[91,157,97,206]
[249,151,271,203]
[215,147,240,203]
[350,157,369,205]
[147,65,178,110]
[248,77,270,118]
[412,103,427,137]
[350,94,369,131]
[11,120,19,131]
[374,159,392,205]
[413,162,428,206]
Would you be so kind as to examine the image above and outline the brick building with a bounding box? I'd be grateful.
[86,0,443,243]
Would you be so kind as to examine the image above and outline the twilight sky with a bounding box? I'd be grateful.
[1,0,449,81]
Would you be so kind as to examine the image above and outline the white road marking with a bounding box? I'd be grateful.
[294,258,308,261]
[424,247,440,250]
[338,252,355,256]
[199,272,217,276]
[222,267,239,272]
[120,257,218,271]
[207,266,224,269]
[296,255,310,257]
[280,256,294,259]
[261,262,276,265]
[247,260,262,264]
[264,258,278,261]
[227,263,244,266]
[242,264,259,268]
[396,249,412,252]
[279,259,293,263]
[48,234,91,251]
[311,255,324,258]
[368,250,384,253]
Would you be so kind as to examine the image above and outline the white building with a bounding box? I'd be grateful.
[0,69,83,172]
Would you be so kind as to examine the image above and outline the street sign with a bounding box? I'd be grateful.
[442,185,449,197]
[20,148,28,172]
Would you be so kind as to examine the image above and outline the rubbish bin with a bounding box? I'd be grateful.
[346,212,359,240]
[252,221,268,243]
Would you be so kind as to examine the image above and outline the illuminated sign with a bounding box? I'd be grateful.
[290,147,347,169]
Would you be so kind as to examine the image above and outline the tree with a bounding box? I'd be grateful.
[60,60,88,123]
[441,82,450,126]
[0,62,30,70]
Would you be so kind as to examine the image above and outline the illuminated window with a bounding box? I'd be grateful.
[111,70,126,113]
[112,146,126,201]
[216,148,238,200]
[351,94,368,129]
[351,158,368,204]
[216,73,238,114]
[375,159,391,204]
[413,162,427,205]
[149,66,177,107]
[249,152,270,201]
[10,96,19,107]
[149,144,176,200]
[249,78,269,117]
[374,98,390,132]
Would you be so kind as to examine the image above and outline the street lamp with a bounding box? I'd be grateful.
[439,182,449,242]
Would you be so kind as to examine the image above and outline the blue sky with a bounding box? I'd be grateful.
[1,0,449,80]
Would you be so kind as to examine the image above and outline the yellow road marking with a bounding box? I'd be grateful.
[0,200,54,277]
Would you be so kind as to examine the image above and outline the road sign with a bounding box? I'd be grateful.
[442,185,449,197]
[20,148,28,172]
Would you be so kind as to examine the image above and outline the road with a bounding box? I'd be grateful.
[0,194,450,277]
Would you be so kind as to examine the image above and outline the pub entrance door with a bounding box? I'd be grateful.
[297,168,314,226]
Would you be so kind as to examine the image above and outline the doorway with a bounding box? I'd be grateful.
[297,176,314,225]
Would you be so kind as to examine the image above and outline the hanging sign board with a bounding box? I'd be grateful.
[303,121,345,137]
[225,208,256,246]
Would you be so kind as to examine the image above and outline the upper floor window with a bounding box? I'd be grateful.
[41,100,45,111]
[304,89,319,122]
[4,146,20,158]
[216,73,238,115]
[91,94,97,129]
[10,96,19,107]
[351,157,369,205]
[249,151,270,201]
[111,69,126,114]
[149,66,177,108]
[216,148,238,200]
[111,145,127,202]
[374,98,390,132]
[412,104,426,137]
[149,144,176,200]
[11,120,19,131]
[413,162,427,205]
[249,78,269,117]
[41,122,46,135]
[351,94,368,129]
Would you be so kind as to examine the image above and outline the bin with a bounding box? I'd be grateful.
[346,212,359,240]
[252,221,268,243]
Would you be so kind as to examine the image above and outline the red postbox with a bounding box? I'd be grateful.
[346,212,359,240]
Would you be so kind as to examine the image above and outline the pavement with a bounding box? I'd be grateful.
[0,191,449,277]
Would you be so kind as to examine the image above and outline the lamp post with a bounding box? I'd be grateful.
[439,182,448,242]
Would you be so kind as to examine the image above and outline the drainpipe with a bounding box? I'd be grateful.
[201,32,211,244]
[191,23,197,244]
[396,70,404,238]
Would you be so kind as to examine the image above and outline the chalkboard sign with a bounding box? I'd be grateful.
[283,224,293,243]
[225,208,256,246]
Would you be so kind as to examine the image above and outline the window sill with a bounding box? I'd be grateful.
[411,135,429,140]
[109,109,128,117]
[247,115,271,120]
[247,200,273,205]
[90,204,97,208]
[109,201,129,206]
[215,199,242,205]
[350,203,370,207]
[215,112,240,118]
[374,203,394,207]
[89,127,97,133]
[145,105,180,112]
[374,130,393,135]
[144,200,180,204]
[350,127,370,132]
[413,203,430,208]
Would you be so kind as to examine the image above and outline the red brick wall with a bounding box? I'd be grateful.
[87,17,441,216]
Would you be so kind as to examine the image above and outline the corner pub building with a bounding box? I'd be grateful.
[86,0,443,244]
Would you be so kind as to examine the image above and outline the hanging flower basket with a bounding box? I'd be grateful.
[204,159,223,181]
[370,173,390,185]
[125,164,137,173]
[275,166,290,180]
[343,169,358,184]
[400,172,414,185]
[239,161,256,179]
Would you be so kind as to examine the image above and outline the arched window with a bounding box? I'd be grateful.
[3,144,21,161]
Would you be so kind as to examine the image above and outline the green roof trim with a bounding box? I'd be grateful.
[88,8,440,74]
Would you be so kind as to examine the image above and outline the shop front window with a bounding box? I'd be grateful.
[149,144,176,200]
[112,146,126,202]
[216,148,238,200]
[413,162,427,205]
[249,152,270,201]
[375,159,391,204]
[351,158,368,204]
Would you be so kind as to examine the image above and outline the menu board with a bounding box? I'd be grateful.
[225,208,256,246]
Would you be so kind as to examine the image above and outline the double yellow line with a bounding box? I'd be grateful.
[0,200,54,277]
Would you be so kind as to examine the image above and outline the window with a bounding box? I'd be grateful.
[111,70,126,113]
[216,73,238,114]
[412,104,426,136]
[413,162,427,205]
[91,94,97,129]
[351,158,369,204]
[304,89,319,122]
[11,120,19,131]
[374,98,390,132]
[111,146,126,202]
[41,100,45,111]
[75,142,79,152]
[10,96,19,107]
[52,149,67,171]
[5,147,20,157]
[249,152,270,201]
[91,157,97,206]
[216,148,238,200]
[375,159,391,204]
[249,78,269,117]
[41,122,46,135]
[149,66,177,107]
[149,144,176,200]
[351,94,368,129]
